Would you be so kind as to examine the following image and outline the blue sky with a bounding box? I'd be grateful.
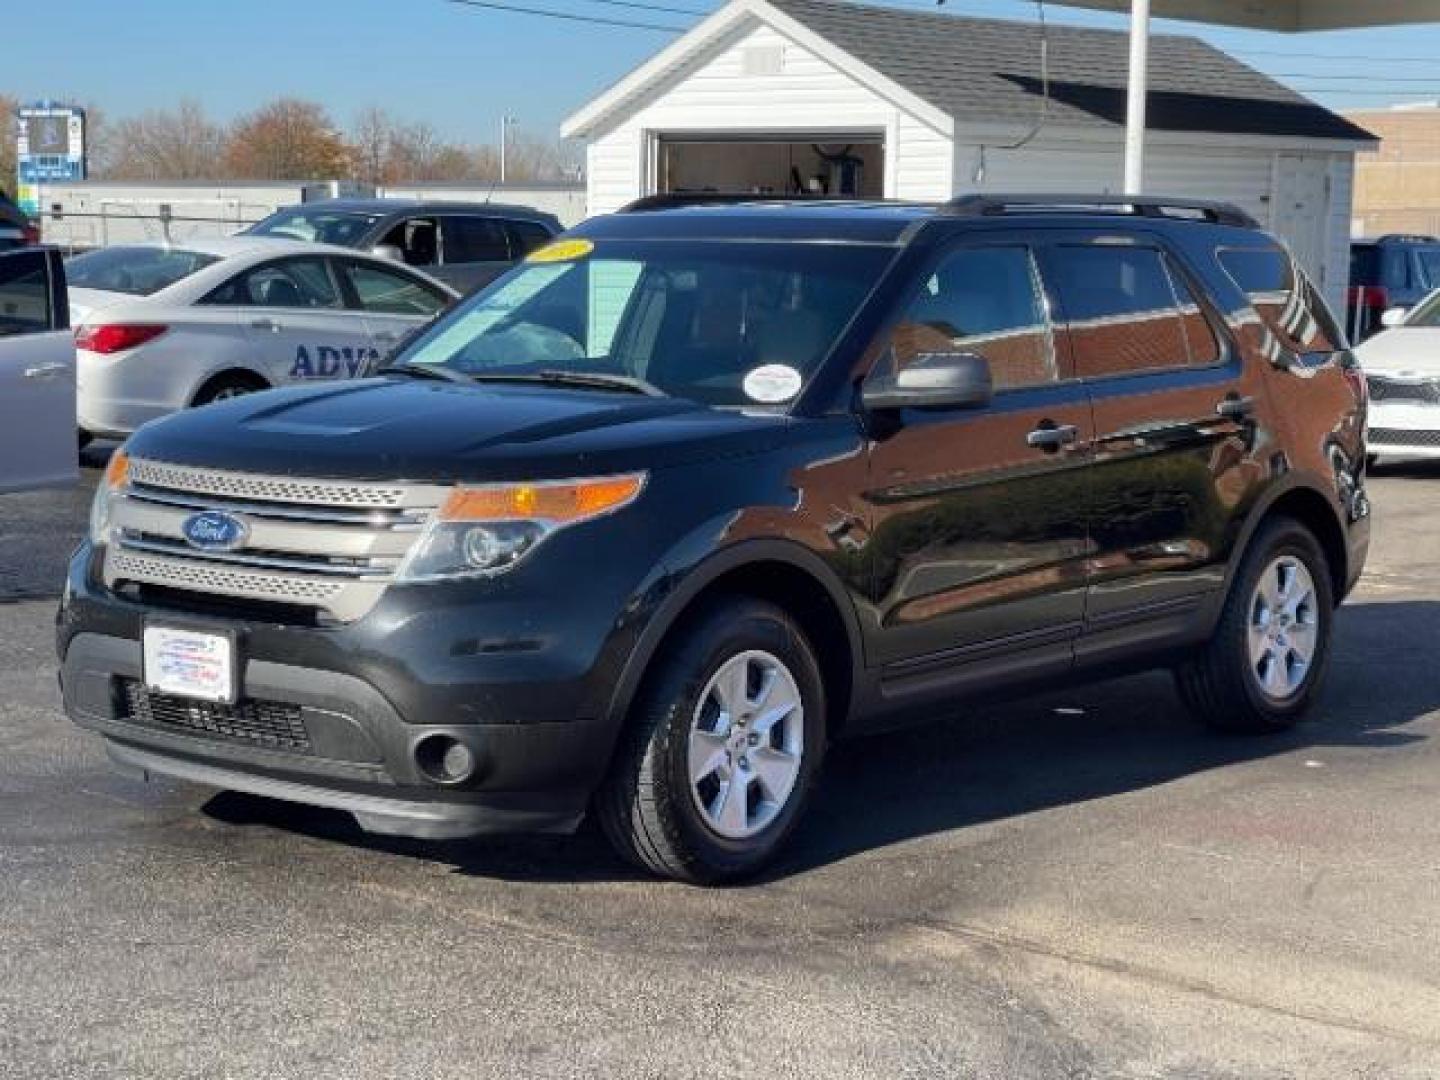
[9,0,1440,146]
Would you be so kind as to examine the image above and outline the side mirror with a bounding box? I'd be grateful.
[1381,306,1410,329]
[371,243,404,263]
[862,351,993,413]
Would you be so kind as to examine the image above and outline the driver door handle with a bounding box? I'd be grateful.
[250,318,282,332]
[1027,422,1080,452]
[1216,395,1255,421]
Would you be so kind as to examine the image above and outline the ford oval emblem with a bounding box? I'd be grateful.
[181,511,249,552]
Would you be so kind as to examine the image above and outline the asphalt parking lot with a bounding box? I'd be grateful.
[2,451,1439,1079]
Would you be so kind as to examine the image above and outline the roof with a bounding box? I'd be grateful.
[276,198,559,219]
[565,0,1376,145]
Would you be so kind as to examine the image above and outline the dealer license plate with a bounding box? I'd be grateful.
[143,626,235,703]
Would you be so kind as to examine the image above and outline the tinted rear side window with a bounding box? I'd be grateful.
[1218,246,1339,354]
[444,218,509,263]
[1350,245,1379,285]
[1047,245,1219,378]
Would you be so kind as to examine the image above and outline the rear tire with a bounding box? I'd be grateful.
[193,372,268,407]
[1175,516,1334,734]
[596,597,826,884]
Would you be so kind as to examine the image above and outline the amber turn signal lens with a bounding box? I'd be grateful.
[438,473,645,524]
[104,449,131,490]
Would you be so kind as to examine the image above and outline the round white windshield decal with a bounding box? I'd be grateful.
[743,364,803,404]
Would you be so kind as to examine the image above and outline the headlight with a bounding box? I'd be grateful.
[396,472,646,581]
[88,448,131,545]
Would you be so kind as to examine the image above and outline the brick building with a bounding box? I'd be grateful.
[1347,103,1440,238]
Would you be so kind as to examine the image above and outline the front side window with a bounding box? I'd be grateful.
[1218,246,1339,355]
[395,239,892,409]
[1049,245,1220,378]
[443,217,510,264]
[208,257,341,309]
[377,217,439,267]
[66,246,219,296]
[343,261,447,316]
[888,245,1055,390]
[0,251,50,336]
[1417,248,1440,290]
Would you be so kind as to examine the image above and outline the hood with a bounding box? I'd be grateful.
[68,287,137,324]
[123,377,794,481]
[1355,327,1440,377]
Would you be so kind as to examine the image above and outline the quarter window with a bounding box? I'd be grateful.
[1048,245,1220,378]
[1218,246,1339,355]
[0,251,50,336]
[509,220,555,256]
[343,261,447,317]
[889,245,1056,390]
[443,217,510,264]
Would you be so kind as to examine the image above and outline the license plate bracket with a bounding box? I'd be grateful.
[142,622,238,704]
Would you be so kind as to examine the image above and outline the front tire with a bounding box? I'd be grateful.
[596,597,826,884]
[1176,517,1334,734]
[193,372,268,408]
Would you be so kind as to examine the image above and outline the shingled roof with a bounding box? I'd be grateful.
[766,0,1373,142]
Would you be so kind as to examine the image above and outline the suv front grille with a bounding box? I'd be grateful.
[103,459,450,623]
[1370,428,1440,448]
[119,678,311,753]
[1367,377,1440,404]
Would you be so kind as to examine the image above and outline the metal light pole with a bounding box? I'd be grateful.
[1123,0,1151,194]
[499,115,516,184]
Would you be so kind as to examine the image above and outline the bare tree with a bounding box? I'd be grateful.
[224,99,351,181]
[106,101,226,181]
[0,95,17,196]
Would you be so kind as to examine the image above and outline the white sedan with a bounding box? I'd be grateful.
[68,236,459,440]
[1356,289,1440,462]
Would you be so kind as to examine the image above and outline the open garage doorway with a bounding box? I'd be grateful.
[655,134,885,198]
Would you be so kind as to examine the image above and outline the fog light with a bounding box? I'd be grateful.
[414,734,476,784]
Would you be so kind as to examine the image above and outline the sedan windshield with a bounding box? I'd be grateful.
[1407,291,1440,328]
[392,239,893,408]
[249,208,383,246]
[66,246,220,296]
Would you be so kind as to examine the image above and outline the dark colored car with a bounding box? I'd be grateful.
[60,195,1370,883]
[244,198,562,293]
[1348,234,1440,341]
[0,188,40,250]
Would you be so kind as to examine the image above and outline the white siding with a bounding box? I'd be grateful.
[954,132,1356,314]
[582,21,951,215]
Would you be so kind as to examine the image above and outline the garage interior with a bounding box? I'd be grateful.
[656,134,885,198]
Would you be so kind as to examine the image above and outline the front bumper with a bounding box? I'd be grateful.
[1368,400,1440,458]
[58,541,643,839]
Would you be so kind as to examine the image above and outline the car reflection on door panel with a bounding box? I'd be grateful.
[863,240,1093,682]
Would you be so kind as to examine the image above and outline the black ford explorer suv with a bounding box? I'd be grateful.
[60,194,1370,883]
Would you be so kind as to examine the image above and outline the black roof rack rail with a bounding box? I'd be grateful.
[1374,233,1440,245]
[619,192,877,213]
[943,194,1260,229]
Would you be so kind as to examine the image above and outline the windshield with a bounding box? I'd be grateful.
[250,208,383,246]
[392,239,893,408]
[66,246,220,296]
[1407,291,1440,327]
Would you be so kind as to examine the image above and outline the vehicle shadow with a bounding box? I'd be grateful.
[201,598,1435,886]
[1370,457,1440,480]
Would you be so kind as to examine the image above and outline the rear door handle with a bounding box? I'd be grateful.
[23,361,68,380]
[1216,395,1255,421]
[250,318,282,332]
[373,331,400,343]
[1027,422,1080,452]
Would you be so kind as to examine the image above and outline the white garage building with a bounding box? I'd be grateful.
[562,0,1376,309]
